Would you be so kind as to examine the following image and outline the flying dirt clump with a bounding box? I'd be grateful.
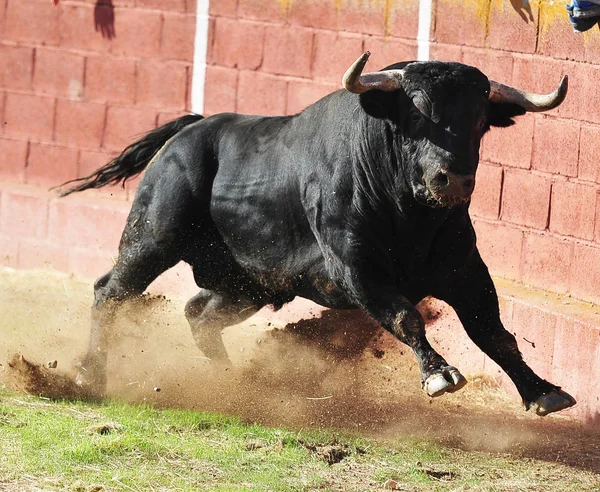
[7,354,95,400]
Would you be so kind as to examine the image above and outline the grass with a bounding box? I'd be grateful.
[1,388,599,491]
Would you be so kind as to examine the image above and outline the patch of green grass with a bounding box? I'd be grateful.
[0,388,598,491]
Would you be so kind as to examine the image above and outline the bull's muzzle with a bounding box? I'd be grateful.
[428,170,475,204]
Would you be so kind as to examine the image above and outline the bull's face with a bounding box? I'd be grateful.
[344,53,567,209]
[398,62,488,208]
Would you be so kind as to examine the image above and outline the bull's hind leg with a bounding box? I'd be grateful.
[77,246,180,394]
[185,290,262,364]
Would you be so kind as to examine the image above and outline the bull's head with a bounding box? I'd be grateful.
[343,52,567,208]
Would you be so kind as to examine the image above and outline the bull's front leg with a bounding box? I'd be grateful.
[366,294,467,397]
[436,250,576,416]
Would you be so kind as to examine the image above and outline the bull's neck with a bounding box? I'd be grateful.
[351,111,454,226]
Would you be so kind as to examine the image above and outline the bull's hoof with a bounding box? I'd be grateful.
[423,366,467,397]
[529,389,576,416]
[75,363,107,396]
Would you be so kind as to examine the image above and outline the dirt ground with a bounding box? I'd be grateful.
[1,266,600,475]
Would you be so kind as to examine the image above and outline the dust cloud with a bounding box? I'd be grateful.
[2,267,600,472]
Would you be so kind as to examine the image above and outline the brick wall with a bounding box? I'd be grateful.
[0,0,195,279]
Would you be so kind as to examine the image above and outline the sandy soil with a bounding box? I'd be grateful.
[1,266,600,474]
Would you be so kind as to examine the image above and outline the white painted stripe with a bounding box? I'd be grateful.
[191,0,210,114]
[417,0,433,61]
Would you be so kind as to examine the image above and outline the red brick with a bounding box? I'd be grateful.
[137,0,185,11]
[58,4,112,53]
[337,1,388,36]
[538,1,585,62]
[388,0,420,39]
[210,18,265,70]
[0,188,49,239]
[289,0,337,31]
[511,302,557,377]
[487,0,538,54]
[0,139,28,183]
[364,37,417,69]
[549,181,597,240]
[237,71,286,116]
[185,0,197,13]
[461,47,513,83]
[498,295,514,327]
[33,47,84,99]
[482,113,534,169]
[552,316,599,389]
[103,106,157,151]
[68,247,116,280]
[286,80,336,115]
[17,238,69,271]
[209,0,237,17]
[135,61,187,110]
[434,0,489,47]
[26,143,79,188]
[470,163,502,220]
[473,220,523,280]
[0,0,5,38]
[102,0,135,8]
[551,316,600,420]
[429,43,462,63]
[85,55,136,104]
[531,117,579,177]
[501,170,551,230]
[583,24,600,65]
[110,8,162,58]
[582,64,600,125]
[4,0,60,45]
[579,124,600,184]
[55,100,106,150]
[48,196,129,250]
[521,233,572,294]
[0,44,34,91]
[4,93,55,142]
[312,31,363,84]
[238,0,288,24]
[571,243,600,305]
[203,65,238,116]
[511,56,577,121]
[161,13,196,62]
[596,193,600,244]
[0,233,19,268]
[262,26,313,78]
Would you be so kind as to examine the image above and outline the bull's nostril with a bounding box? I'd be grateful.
[433,172,449,188]
[463,178,474,191]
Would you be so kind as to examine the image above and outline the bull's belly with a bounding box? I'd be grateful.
[238,259,356,310]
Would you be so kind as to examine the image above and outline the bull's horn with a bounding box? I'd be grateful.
[489,76,568,112]
[342,51,405,94]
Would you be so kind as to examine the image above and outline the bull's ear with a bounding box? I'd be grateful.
[488,102,526,127]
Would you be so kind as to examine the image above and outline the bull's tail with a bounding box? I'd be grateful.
[56,113,204,197]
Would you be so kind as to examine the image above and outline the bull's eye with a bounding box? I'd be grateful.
[477,117,487,130]
[410,110,423,125]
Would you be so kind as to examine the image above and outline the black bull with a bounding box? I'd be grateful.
[59,53,575,416]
